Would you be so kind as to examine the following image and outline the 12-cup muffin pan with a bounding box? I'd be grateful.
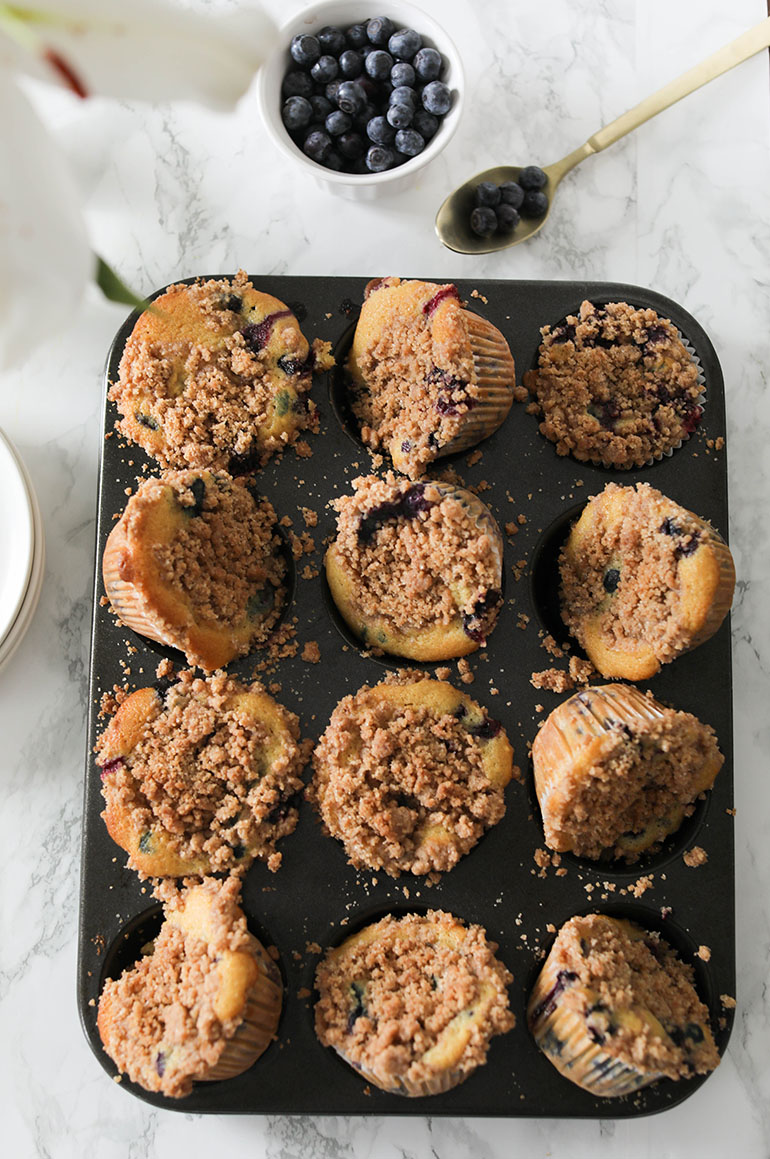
[78,276,735,1116]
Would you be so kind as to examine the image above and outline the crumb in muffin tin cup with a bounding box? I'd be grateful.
[528,953,663,1097]
[527,304,708,471]
[199,935,282,1082]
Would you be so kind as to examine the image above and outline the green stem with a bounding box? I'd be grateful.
[95,257,149,312]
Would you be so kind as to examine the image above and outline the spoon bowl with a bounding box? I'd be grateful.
[435,155,580,255]
[435,16,770,255]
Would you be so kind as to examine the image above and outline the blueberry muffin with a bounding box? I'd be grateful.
[528,913,720,1097]
[325,473,504,661]
[97,878,282,1098]
[560,482,735,680]
[102,470,287,671]
[109,270,334,471]
[315,910,514,1096]
[523,300,704,468]
[309,675,514,877]
[348,278,516,478]
[532,684,723,861]
[96,670,306,877]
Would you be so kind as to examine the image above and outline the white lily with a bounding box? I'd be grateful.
[0,0,277,371]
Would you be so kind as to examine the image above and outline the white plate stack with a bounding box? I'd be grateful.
[0,429,45,676]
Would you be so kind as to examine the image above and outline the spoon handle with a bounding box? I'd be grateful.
[585,17,770,155]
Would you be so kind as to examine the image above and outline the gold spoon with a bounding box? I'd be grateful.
[436,16,770,255]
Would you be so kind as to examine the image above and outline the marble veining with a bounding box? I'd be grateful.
[1,0,769,1155]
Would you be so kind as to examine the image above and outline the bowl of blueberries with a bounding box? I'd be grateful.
[258,1,464,198]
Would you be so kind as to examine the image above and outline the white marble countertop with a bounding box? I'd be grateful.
[2,0,769,1154]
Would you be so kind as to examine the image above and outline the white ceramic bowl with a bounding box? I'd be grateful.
[257,1,464,199]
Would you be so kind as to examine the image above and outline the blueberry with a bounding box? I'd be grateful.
[336,80,367,116]
[470,206,497,238]
[282,70,314,99]
[347,981,367,1031]
[659,517,682,537]
[219,294,242,312]
[499,181,524,209]
[355,100,378,128]
[189,476,207,517]
[603,567,620,593]
[317,25,345,55]
[413,46,442,81]
[326,109,352,136]
[519,164,547,190]
[302,128,332,162]
[401,484,432,516]
[366,16,395,45]
[413,109,438,139]
[277,353,312,376]
[281,95,313,132]
[325,79,343,104]
[247,586,275,618]
[551,322,576,344]
[522,190,549,216]
[421,79,451,115]
[496,204,520,231]
[390,84,418,108]
[390,61,415,88]
[309,94,333,122]
[462,589,502,640]
[135,410,159,430]
[387,101,413,129]
[644,324,668,348]
[338,49,363,78]
[100,756,124,778]
[467,715,502,740]
[366,115,394,145]
[290,34,320,68]
[338,131,365,159]
[475,181,501,208]
[395,128,424,156]
[345,23,368,48]
[388,28,422,60]
[365,49,393,80]
[366,144,395,172]
[311,54,338,84]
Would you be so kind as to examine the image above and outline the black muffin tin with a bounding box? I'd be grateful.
[78,277,735,1117]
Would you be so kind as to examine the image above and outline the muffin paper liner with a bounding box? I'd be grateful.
[683,526,736,654]
[527,955,661,1098]
[337,1052,470,1098]
[199,935,282,1083]
[440,312,515,458]
[532,684,722,859]
[102,518,179,650]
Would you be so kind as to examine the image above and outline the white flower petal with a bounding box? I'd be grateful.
[0,74,92,371]
[1,0,277,109]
